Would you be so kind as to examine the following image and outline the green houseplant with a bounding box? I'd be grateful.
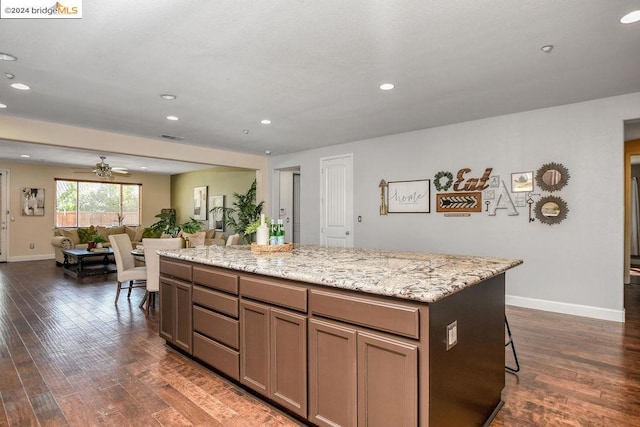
[210,180,264,244]
[149,210,203,237]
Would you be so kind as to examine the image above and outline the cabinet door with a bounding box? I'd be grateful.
[174,281,193,354]
[159,278,175,342]
[240,300,270,396]
[270,308,307,418]
[308,319,357,427]
[357,331,418,427]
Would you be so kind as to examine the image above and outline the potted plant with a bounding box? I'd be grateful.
[92,234,108,249]
[210,180,264,244]
[149,210,204,237]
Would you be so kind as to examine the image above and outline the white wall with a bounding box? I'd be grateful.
[270,92,640,322]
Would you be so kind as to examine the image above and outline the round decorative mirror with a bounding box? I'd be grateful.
[534,196,568,225]
[535,162,570,192]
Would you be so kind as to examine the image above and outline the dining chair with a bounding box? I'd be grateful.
[142,237,184,315]
[226,233,241,246]
[109,233,147,304]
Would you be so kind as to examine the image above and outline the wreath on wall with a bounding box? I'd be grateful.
[434,171,454,192]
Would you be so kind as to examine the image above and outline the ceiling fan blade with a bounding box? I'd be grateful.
[112,170,131,176]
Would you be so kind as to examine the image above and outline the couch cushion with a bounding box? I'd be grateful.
[96,226,125,240]
[205,229,216,239]
[77,226,95,244]
[182,231,205,246]
[124,225,144,243]
[60,228,80,245]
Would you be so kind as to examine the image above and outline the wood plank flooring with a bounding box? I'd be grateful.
[1,260,639,426]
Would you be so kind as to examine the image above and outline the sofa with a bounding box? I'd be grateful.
[51,226,227,264]
[51,225,144,265]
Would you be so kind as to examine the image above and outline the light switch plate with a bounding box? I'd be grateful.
[446,320,458,351]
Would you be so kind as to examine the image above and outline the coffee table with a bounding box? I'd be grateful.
[62,247,116,278]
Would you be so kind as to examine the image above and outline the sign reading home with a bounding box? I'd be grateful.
[387,179,431,213]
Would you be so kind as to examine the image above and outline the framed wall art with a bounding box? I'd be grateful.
[193,186,208,220]
[209,195,225,231]
[387,179,430,213]
[511,172,534,193]
[22,187,44,216]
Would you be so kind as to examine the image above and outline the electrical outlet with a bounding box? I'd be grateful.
[446,320,458,351]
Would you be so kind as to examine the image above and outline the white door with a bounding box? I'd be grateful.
[0,170,8,262]
[320,154,353,247]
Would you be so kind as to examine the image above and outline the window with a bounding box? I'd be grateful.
[55,179,141,227]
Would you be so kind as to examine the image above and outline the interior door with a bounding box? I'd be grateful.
[320,154,353,247]
[0,170,7,262]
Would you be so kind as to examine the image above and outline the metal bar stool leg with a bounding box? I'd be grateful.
[505,315,520,373]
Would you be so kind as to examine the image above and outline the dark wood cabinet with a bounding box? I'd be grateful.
[157,256,506,426]
[159,276,193,354]
[308,320,418,426]
[192,266,240,380]
[308,318,357,427]
[159,259,193,354]
[240,300,307,418]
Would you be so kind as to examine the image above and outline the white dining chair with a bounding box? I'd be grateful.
[142,237,184,315]
[109,233,147,304]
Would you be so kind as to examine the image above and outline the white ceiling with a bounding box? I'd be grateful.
[0,1,639,173]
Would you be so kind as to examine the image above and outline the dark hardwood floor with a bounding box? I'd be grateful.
[1,260,639,426]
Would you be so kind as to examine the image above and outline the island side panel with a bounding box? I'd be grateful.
[428,273,505,426]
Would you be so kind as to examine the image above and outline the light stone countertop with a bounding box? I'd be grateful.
[158,244,523,303]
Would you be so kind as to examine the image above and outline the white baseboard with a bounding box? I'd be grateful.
[8,254,56,262]
[506,295,625,323]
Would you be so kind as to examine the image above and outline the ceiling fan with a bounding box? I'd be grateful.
[74,156,131,178]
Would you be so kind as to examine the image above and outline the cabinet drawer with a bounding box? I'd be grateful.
[193,285,239,318]
[194,332,239,381]
[193,266,238,295]
[160,258,192,282]
[240,276,307,313]
[193,306,239,349]
[310,290,420,339]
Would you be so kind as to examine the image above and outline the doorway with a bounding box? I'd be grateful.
[623,119,640,288]
[0,169,8,262]
[276,167,300,244]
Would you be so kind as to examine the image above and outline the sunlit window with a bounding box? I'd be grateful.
[55,179,141,227]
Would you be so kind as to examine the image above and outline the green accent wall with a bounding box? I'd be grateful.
[170,167,257,232]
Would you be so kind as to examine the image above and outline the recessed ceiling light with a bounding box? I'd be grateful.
[0,53,17,61]
[261,119,271,125]
[265,150,271,155]
[243,129,250,134]
[20,154,30,158]
[379,83,395,91]
[11,82,30,90]
[4,73,14,80]
[621,10,640,24]
[160,94,176,100]
[541,45,554,53]
[166,115,179,121]
[0,102,6,109]
[140,166,147,170]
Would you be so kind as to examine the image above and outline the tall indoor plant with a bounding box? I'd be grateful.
[210,179,264,243]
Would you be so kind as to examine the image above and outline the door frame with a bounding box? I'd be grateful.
[0,169,9,262]
[624,139,640,284]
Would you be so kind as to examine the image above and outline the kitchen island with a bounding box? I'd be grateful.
[158,244,522,426]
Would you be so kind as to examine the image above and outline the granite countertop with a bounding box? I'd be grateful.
[158,244,522,303]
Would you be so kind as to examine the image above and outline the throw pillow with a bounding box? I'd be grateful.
[182,231,205,247]
[142,227,162,238]
[77,227,95,244]
[205,229,216,239]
